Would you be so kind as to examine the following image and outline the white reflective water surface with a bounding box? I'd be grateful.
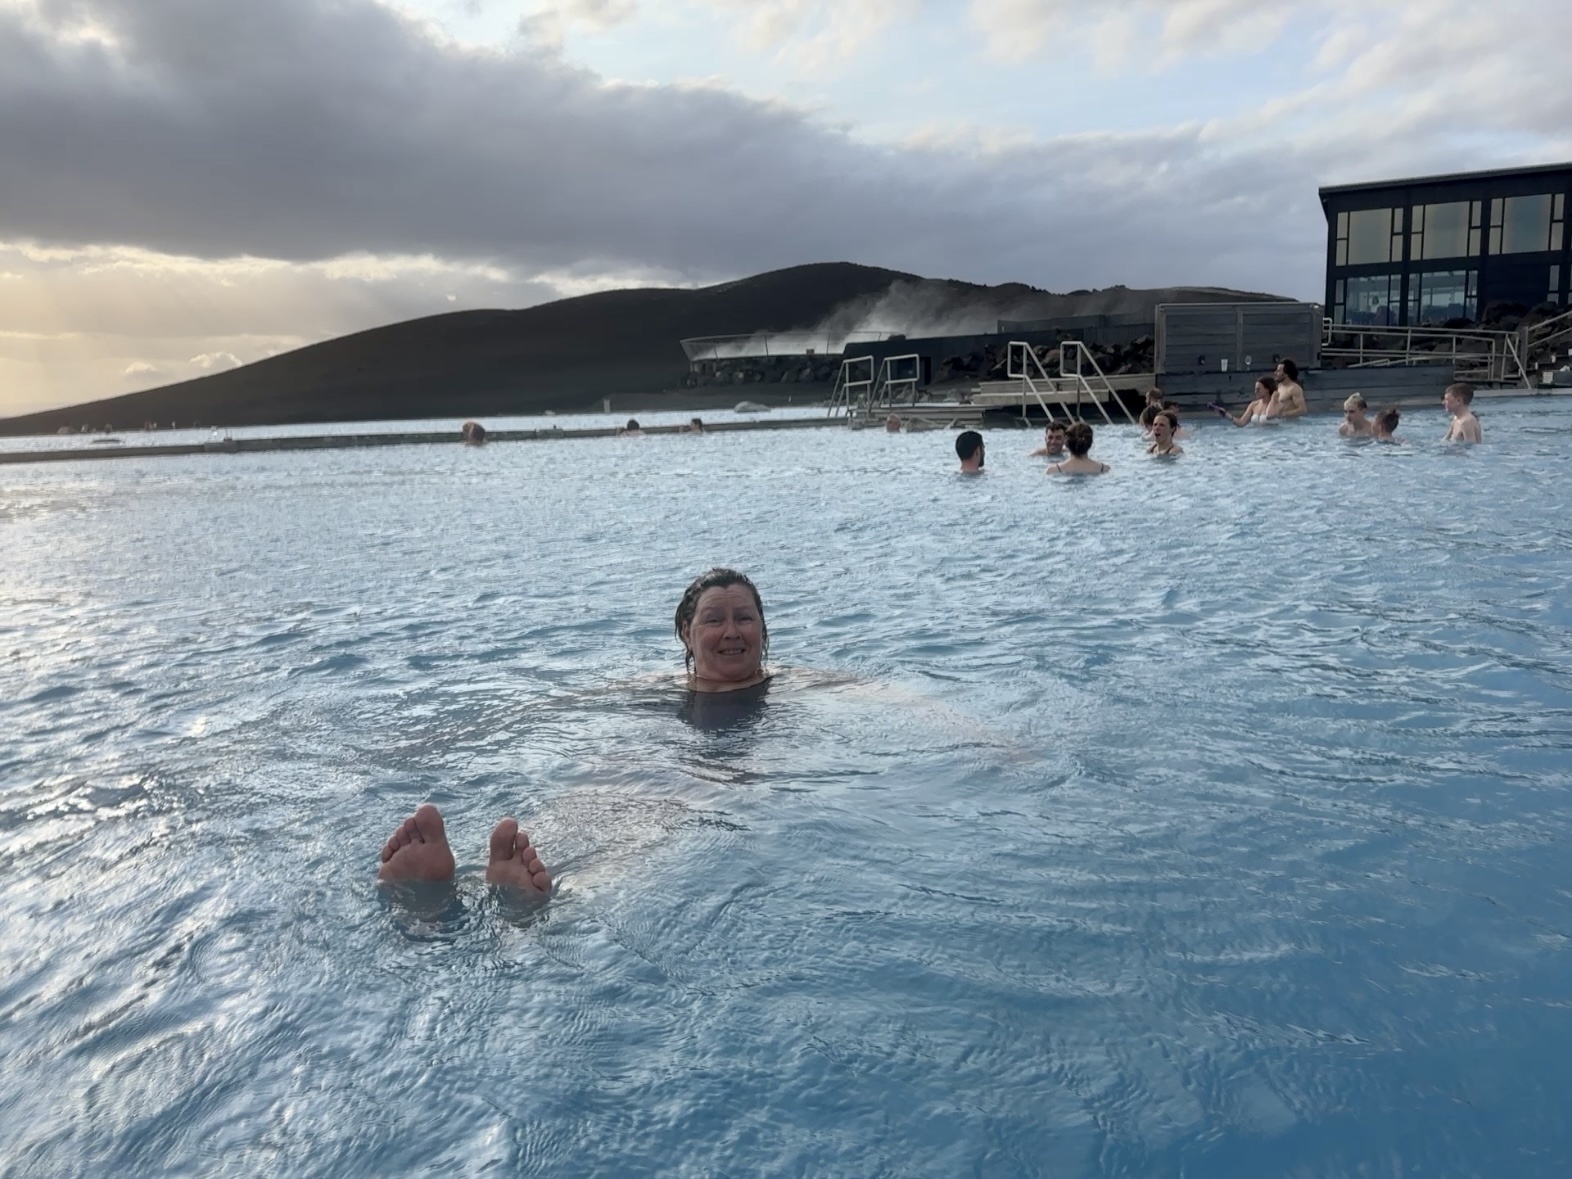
[2,401,1570,1176]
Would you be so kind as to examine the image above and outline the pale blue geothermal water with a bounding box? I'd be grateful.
[3,400,1571,1176]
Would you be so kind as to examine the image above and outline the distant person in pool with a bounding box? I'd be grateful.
[1138,388,1165,432]
[1030,422,1068,457]
[617,419,644,436]
[460,421,487,445]
[1047,422,1109,475]
[1146,411,1183,456]
[1271,359,1307,418]
[378,806,551,897]
[1339,394,1373,437]
[1225,377,1277,426]
[675,567,771,693]
[955,430,986,473]
[1443,382,1482,443]
[686,417,706,434]
[1373,407,1405,443]
[885,414,903,433]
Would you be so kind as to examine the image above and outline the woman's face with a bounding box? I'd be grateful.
[1255,381,1271,402]
[684,585,763,683]
[1151,416,1173,445]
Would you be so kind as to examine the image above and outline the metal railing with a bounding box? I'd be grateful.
[1522,306,1572,370]
[1058,340,1138,425]
[1320,319,1529,387]
[682,330,893,363]
[826,356,874,418]
[869,354,921,409]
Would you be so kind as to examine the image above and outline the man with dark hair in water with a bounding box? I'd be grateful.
[1271,359,1307,418]
[955,430,985,473]
[1030,421,1067,457]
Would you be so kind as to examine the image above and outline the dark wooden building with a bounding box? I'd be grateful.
[1320,161,1571,327]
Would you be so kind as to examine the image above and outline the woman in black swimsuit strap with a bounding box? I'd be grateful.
[1146,410,1184,457]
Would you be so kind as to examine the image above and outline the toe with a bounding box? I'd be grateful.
[489,817,520,862]
[412,804,446,845]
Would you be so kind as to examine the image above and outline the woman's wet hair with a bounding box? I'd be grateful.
[1139,403,1160,427]
[1065,421,1094,456]
[1376,407,1401,433]
[674,568,768,673]
[1255,375,1278,397]
[1152,410,1179,431]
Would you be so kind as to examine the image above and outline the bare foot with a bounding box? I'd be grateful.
[378,804,457,883]
[485,818,552,899]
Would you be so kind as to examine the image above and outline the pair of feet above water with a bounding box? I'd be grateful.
[378,804,551,898]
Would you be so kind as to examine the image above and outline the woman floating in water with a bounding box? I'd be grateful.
[675,567,770,693]
[376,568,771,894]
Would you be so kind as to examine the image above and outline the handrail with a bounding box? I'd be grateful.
[1058,341,1134,425]
[826,356,874,419]
[1321,321,1528,386]
[1006,342,1066,422]
[1522,306,1572,370]
[870,354,922,409]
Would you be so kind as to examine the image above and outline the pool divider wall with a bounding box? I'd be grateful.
[0,415,845,466]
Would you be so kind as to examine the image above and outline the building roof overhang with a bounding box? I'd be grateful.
[1316,160,1572,218]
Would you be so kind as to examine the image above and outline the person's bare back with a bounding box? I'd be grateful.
[1443,382,1483,443]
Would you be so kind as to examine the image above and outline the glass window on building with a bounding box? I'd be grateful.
[1345,207,1400,265]
[1410,201,1480,260]
[1335,273,1402,324]
[1491,194,1558,254]
[1407,270,1478,325]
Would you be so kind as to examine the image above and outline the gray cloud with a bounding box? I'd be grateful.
[0,0,1342,294]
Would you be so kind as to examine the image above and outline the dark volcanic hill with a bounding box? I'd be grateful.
[0,262,1289,434]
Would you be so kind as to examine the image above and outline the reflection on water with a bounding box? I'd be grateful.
[3,401,1572,1174]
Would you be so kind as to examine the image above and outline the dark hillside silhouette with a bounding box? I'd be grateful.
[1,262,1287,434]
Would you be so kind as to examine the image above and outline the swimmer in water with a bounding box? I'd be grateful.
[1442,382,1482,443]
[1373,407,1405,443]
[1138,388,1166,433]
[885,413,902,433]
[1046,421,1110,475]
[686,417,706,434]
[1030,421,1068,457]
[1270,359,1308,418]
[1227,377,1278,426]
[1339,394,1373,438]
[617,418,644,436]
[675,567,771,693]
[1146,410,1183,456]
[955,430,986,474]
[376,567,772,893]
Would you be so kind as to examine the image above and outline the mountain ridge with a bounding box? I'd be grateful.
[0,262,1290,434]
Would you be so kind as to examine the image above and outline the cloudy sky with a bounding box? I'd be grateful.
[2,0,1569,415]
